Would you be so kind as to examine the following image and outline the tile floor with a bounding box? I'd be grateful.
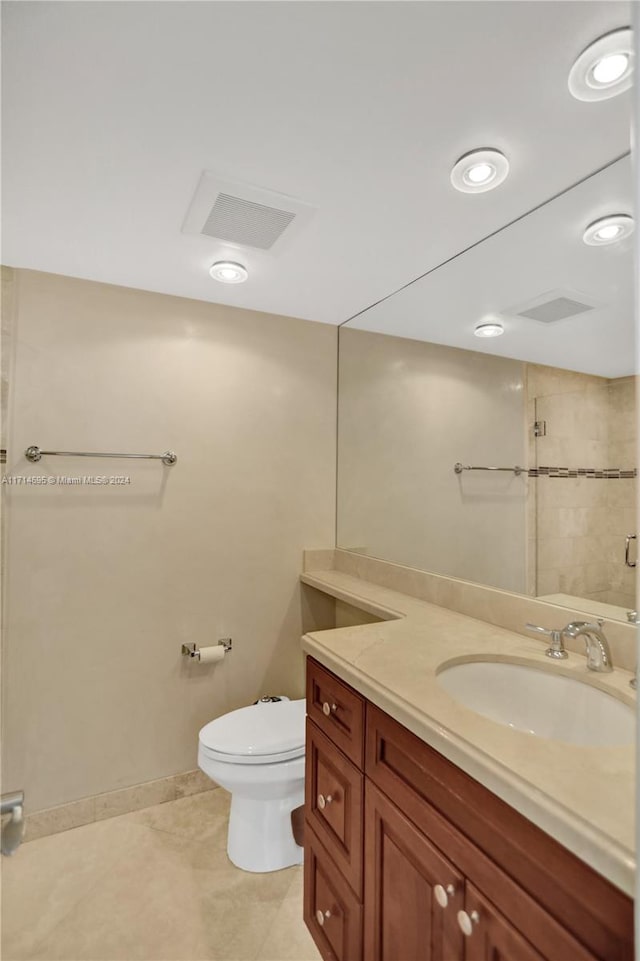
[1,789,321,961]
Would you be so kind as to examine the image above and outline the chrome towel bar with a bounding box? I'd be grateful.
[25,446,177,466]
[454,462,524,476]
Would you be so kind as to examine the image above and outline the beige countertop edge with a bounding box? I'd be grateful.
[300,570,636,897]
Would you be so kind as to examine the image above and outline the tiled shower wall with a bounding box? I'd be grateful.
[604,377,637,608]
[528,364,636,609]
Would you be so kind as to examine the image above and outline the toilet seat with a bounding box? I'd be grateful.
[199,742,304,765]
[199,698,305,765]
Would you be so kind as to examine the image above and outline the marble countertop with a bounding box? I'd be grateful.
[300,568,636,896]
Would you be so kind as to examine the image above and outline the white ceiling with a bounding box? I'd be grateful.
[347,157,634,378]
[1,1,632,326]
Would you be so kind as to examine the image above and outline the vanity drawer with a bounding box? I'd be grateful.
[304,822,363,961]
[306,718,364,896]
[307,658,365,767]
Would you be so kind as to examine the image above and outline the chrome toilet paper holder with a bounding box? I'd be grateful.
[181,638,232,660]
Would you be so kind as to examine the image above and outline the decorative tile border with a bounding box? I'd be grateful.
[530,466,637,479]
[25,769,216,842]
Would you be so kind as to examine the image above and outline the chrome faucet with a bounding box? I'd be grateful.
[561,621,613,673]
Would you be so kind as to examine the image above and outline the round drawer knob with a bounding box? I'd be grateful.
[316,909,331,927]
[317,793,334,810]
[457,910,480,936]
[434,883,455,908]
[322,701,337,716]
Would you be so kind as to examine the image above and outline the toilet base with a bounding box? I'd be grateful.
[227,792,304,873]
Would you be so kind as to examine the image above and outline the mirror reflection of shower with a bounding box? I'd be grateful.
[532,376,636,620]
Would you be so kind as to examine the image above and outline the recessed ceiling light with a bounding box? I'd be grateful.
[209,261,248,284]
[592,53,629,85]
[569,28,633,101]
[583,214,634,246]
[474,321,504,338]
[451,149,509,194]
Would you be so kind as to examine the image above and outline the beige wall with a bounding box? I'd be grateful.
[2,269,337,813]
[529,365,637,611]
[337,327,528,594]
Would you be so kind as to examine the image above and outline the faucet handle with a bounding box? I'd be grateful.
[525,623,568,660]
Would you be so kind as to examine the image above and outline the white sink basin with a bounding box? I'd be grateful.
[437,660,634,747]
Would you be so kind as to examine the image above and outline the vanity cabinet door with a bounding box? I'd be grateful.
[461,884,545,961]
[364,781,464,961]
[460,883,600,961]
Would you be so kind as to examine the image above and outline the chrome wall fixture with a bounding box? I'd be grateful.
[181,638,233,660]
[454,462,524,476]
[625,534,637,569]
[25,446,177,466]
[1,791,25,856]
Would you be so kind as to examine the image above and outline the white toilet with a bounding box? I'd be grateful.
[198,697,306,873]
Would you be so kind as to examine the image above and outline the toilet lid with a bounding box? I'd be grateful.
[199,698,305,758]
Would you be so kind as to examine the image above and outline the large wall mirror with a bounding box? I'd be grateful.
[337,154,636,622]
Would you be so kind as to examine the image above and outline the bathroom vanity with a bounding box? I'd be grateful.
[300,561,635,961]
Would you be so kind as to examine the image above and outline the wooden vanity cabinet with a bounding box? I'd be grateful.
[304,657,634,961]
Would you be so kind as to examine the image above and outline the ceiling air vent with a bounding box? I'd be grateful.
[507,289,599,324]
[182,173,317,255]
[202,194,296,250]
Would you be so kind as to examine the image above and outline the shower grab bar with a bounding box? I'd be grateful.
[25,446,177,466]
